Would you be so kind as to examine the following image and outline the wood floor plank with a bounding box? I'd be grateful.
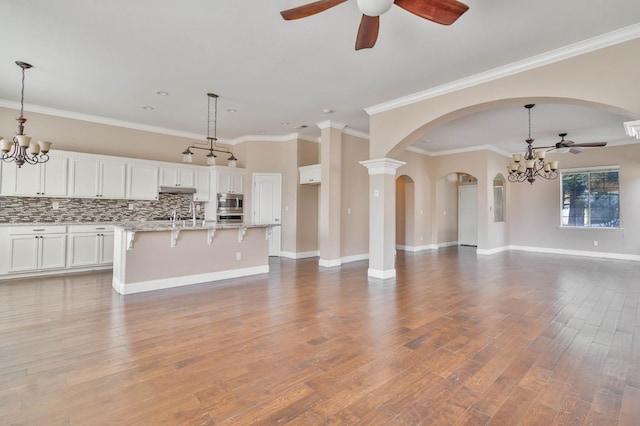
[0,249,639,424]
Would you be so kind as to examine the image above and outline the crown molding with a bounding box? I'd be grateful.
[365,23,640,115]
[624,120,640,139]
[230,132,303,145]
[342,127,370,140]
[316,120,346,130]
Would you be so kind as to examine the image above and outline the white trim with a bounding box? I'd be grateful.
[111,265,269,295]
[367,268,396,279]
[560,165,620,173]
[624,120,640,139]
[316,121,346,130]
[0,265,112,281]
[319,258,341,267]
[438,241,459,249]
[342,128,370,140]
[365,23,640,115]
[230,132,300,145]
[359,158,406,175]
[396,244,437,252]
[341,253,369,264]
[508,245,640,262]
[280,250,319,259]
[476,246,510,255]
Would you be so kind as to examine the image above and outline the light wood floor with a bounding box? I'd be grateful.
[1,247,639,425]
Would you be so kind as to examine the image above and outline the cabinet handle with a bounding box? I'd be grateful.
[33,229,45,232]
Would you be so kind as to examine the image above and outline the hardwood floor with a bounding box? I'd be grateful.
[1,247,639,425]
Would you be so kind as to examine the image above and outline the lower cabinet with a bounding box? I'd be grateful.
[7,226,67,273]
[67,225,115,268]
[1,224,114,278]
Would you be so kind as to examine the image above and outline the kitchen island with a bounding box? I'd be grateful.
[112,221,278,295]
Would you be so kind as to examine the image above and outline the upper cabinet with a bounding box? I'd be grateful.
[126,163,159,200]
[67,157,126,199]
[194,169,210,202]
[299,164,321,185]
[0,154,68,197]
[159,166,195,188]
[215,167,244,194]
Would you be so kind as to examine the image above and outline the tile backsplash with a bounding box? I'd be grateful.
[0,193,206,223]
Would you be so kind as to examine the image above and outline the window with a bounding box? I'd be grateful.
[493,174,505,222]
[561,168,620,228]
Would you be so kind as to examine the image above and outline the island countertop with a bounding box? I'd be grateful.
[114,221,280,232]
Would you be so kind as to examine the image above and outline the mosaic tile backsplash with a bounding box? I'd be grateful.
[0,193,206,223]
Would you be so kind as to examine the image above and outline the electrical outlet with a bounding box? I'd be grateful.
[128,203,134,210]
[52,201,59,210]
[347,208,351,215]
[593,241,598,246]
[236,252,241,260]
[196,205,201,211]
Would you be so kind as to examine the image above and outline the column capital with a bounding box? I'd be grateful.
[359,158,406,175]
[624,120,640,139]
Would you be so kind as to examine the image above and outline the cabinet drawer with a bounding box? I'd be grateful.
[9,225,67,235]
[68,225,114,234]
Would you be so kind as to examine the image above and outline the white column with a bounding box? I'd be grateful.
[360,158,406,279]
[318,121,345,267]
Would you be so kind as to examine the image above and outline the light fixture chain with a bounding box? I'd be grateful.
[213,94,217,141]
[19,66,26,119]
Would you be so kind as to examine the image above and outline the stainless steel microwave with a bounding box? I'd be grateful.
[217,193,243,210]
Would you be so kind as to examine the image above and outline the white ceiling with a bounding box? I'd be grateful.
[1,0,639,154]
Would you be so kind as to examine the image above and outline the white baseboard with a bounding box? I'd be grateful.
[319,258,342,268]
[396,244,437,252]
[0,265,112,281]
[438,241,459,249]
[341,253,369,264]
[280,250,319,259]
[508,245,640,262]
[476,246,510,255]
[368,268,396,279]
[112,265,270,295]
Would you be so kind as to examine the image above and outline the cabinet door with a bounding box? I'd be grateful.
[217,171,231,194]
[39,234,67,270]
[5,162,41,195]
[159,167,178,187]
[100,161,127,198]
[41,156,69,197]
[100,233,115,265]
[68,158,100,197]
[194,169,210,202]
[8,235,39,272]
[230,172,244,194]
[127,164,159,200]
[67,233,100,267]
[178,168,196,187]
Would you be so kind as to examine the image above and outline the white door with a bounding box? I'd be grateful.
[252,173,282,256]
[458,185,478,246]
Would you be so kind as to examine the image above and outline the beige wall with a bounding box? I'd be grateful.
[395,150,432,249]
[435,176,459,245]
[340,133,370,258]
[297,140,320,253]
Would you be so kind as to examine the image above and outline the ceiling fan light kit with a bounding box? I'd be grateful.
[280,0,469,50]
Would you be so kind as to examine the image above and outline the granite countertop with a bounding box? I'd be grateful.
[114,221,280,232]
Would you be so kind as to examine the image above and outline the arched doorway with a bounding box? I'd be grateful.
[396,175,415,250]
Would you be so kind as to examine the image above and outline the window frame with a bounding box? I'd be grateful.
[559,165,620,229]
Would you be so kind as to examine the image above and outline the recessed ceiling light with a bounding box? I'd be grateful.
[295,124,309,129]
[281,122,290,126]
[142,106,154,111]
[322,109,335,114]
[156,91,169,96]
[226,108,237,113]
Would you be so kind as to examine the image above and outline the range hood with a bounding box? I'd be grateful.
[159,186,196,194]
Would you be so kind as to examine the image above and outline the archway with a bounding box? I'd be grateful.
[395,175,415,250]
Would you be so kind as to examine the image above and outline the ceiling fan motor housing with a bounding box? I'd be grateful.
[357,0,394,16]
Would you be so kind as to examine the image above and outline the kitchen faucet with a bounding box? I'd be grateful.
[189,201,197,227]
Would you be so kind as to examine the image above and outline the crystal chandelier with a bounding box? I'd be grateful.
[1,61,53,168]
[507,104,558,184]
[181,93,238,167]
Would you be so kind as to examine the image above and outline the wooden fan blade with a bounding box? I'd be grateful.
[280,0,348,20]
[394,0,469,25]
[572,142,608,148]
[355,15,379,50]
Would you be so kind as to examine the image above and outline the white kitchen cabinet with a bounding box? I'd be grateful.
[216,167,244,194]
[159,166,195,188]
[7,226,67,273]
[0,154,68,197]
[194,169,210,202]
[67,225,114,267]
[126,163,159,200]
[299,164,321,185]
[68,157,126,198]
